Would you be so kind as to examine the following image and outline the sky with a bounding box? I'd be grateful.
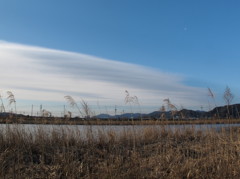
[0,0,240,116]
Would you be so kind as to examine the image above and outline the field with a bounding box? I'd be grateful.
[1,123,240,178]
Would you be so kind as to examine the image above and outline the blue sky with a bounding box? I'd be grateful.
[0,0,240,116]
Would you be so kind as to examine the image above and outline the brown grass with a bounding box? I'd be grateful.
[0,125,240,178]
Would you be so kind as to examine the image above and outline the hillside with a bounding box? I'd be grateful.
[94,104,240,120]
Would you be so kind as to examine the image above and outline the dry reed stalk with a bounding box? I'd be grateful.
[0,91,5,112]
[208,87,220,119]
[64,95,84,117]
[163,98,178,120]
[7,91,16,114]
[81,99,91,119]
[124,90,142,121]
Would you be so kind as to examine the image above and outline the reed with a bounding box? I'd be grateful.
[7,91,17,114]
[0,124,240,178]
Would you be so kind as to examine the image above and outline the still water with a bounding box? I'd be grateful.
[0,123,240,137]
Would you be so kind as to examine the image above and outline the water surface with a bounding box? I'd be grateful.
[0,123,239,137]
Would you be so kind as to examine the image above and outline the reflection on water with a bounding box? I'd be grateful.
[0,123,240,137]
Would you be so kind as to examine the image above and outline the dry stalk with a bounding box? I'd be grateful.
[64,95,83,117]
[0,91,5,112]
[81,99,91,119]
[7,91,16,114]
[163,98,178,120]
[208,87,220,119]
[125,90,142,120]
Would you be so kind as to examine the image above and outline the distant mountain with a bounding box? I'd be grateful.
[2,104,238,120]
[94,113,112,119]
[93,104,240,120]
[208,104,240,118]
[118,113,144,119]
[0,112,25,118]
[93,113,147,119]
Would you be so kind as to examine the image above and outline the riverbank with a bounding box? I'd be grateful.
[1,125,240,178]
[1,116,240,125]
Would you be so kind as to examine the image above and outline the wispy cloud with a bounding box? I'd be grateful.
[0,41,206,112]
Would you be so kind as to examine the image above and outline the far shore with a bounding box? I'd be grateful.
[0,116,240,125]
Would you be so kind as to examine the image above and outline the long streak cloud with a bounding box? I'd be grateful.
[0,41,206,111]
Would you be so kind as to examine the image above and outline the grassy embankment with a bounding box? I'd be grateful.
[1,124,240,178]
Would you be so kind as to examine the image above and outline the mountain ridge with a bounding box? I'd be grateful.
[93,104,240,120]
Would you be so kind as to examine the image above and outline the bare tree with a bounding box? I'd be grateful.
[223,86,234,118]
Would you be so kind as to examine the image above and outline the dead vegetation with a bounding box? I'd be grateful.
[0,125,240,178]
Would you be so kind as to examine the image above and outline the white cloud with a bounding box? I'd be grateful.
[0,41,207,114]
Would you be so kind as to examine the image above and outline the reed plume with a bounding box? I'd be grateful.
[163,98,178,119]
[208,87,220,119]
[0,91,5,112]
[81,99,91,119]
[7,91,16,113]
[125,90,142,120]
[64,95,84,118]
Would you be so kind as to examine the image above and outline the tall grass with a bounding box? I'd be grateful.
[208,87,220,119]
[7,91,17,114]
[0,125,240,178]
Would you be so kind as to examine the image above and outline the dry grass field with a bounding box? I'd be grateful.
[0,124,240,178]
